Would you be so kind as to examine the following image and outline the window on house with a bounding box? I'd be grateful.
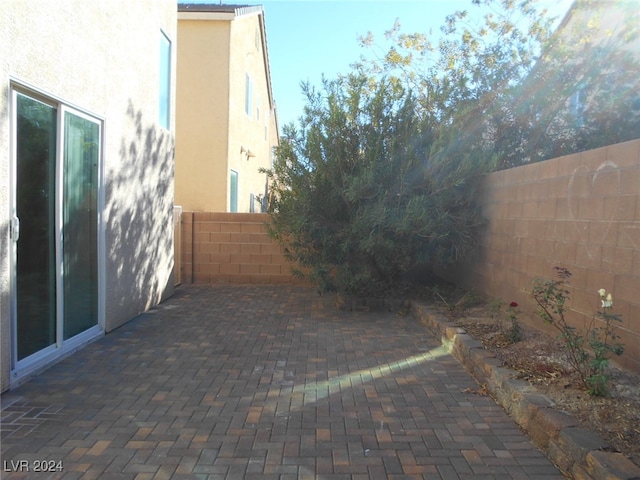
[230,170,238,212]
[265,110,269,140]
[245,73,253,118]
[159,30,171,129]
[569,86,585,127]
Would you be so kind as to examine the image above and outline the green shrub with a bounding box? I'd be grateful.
[265,75,489,296]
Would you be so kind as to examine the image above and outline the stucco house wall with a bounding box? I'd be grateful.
[227,9,279,213]
[176,4,278,213]
[175,18,231,211]
[0,0,176,391]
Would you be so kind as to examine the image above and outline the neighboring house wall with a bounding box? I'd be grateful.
[440,140,640,373]
[175,17,231,212]
[227,8,279,214]
[0,0,176,391]
[176,5,279,214]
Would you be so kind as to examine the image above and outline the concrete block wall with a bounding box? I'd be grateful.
[442,139,640,373]
[180,212,305,285]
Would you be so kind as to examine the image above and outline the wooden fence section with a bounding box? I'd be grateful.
[179,212,304,285]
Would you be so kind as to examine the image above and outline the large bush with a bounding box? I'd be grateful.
[265,75,490,295]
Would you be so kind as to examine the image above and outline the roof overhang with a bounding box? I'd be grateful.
[178,4,263,21]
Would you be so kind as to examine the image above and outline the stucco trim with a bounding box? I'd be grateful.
[178,4,263,17]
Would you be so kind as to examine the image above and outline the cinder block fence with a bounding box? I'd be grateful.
[179,212,304,285]
[441,139,640,373]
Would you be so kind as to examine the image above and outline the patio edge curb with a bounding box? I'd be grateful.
[410,301,640,480]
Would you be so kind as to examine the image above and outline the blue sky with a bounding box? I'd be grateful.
[236,0,574,128]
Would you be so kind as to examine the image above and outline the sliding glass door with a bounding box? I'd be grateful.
[12,89,101,369]
[15,94,57,360]
[62,111,99,340]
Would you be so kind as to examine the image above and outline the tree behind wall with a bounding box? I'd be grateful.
[510,0,640,167]
[354,0,640,170]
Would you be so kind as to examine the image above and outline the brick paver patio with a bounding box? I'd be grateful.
[1,285,564,479]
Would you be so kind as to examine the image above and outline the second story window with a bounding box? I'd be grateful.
[159,30,171,129]
[245,73,253,118]
[569,85,585,127]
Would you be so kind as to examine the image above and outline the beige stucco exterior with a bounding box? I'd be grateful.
[0,0,176,391]
[176,5,279,213]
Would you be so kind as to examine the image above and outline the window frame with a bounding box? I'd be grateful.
[159,29,172,130]
[230,170,239,213]
[245,73,253,118]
